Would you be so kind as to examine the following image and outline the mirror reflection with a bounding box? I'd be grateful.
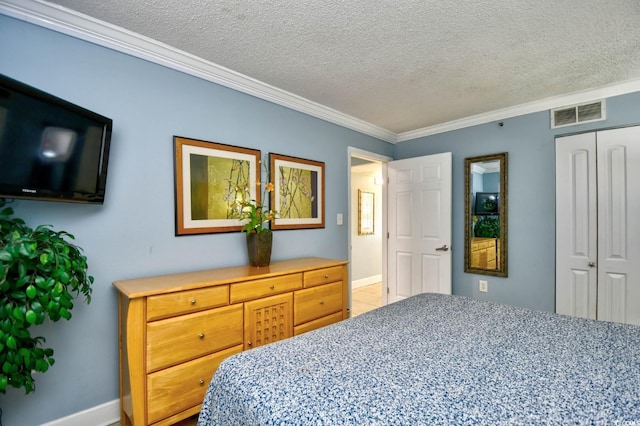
[464,153,508,277]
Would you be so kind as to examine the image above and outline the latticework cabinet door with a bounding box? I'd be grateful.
[244,293,293,350]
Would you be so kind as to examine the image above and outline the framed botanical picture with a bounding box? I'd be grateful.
[358,190,375,235]
[174,136,260,235]
[269,153,325,230]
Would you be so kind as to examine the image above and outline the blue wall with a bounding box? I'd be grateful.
[0,15,393,425]
[394,93,640,312]
[3,11,640,426]
[483,172,500,193]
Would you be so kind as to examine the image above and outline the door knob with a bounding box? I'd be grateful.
[588,262,596,268]
[435,245,449,252]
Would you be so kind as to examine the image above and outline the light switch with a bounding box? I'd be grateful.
[337,213,343,225]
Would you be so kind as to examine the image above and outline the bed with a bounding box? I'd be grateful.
[197,293,640,425]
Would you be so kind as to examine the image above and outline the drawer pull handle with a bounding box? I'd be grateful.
[199,333,205,339]
[270,285,275,290]
[319,300,324,305]
[324,274,329,279]
[199,379,205,385]
[190,299,196,305]
[247,341,252,346]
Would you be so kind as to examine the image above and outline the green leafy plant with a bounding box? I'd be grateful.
[473,215,500,238]
[0,200,93,394]
[231,158,278,234]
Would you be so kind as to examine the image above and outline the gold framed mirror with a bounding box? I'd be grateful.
[464,152,508,277]
[358,189,375,235]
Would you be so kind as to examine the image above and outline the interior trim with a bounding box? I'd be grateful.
[0,0,397,142]
[3,0,640,144]
[396,80,640,141]
[39,398,119,426]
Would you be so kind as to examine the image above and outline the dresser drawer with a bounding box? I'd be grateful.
[294,311,343,336]
[146,304,243,372]
[304,266,343,288]
[294,281,343,325]
[230,273,302,303]
[473,238,496,251]
[471,250,480,267]
[147,285,229,321]
[486,249,496,262]
[147,345,242,424]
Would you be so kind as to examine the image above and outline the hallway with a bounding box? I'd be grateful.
[351,282,382,317]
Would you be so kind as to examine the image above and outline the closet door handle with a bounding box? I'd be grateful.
[435,245,449,252]
[588,261,596,268]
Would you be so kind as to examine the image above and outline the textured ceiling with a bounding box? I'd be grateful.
[36,0,640,135]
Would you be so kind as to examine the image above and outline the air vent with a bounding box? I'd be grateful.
[551,100,606,128]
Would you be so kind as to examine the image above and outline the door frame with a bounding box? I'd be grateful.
[347,147,392,312]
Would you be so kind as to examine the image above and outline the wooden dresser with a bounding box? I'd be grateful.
[470,237,497,269]
[113,257,348,426]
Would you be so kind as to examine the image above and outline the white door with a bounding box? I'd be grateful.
[555,132,598,319]
[387,152,452,303]
[556,126,640,325]
[596,127,640,325]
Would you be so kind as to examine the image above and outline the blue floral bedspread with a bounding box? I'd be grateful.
[198,293,640,425]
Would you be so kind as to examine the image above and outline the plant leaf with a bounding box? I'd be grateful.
[0,250,12,262]
[5,336,16,350]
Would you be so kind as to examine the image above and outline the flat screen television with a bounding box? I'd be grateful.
[474,192,499,215]
[0,74,112,204]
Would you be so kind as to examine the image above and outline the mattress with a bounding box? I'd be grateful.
[198,293,640,425]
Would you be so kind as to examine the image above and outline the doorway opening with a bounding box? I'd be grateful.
[348,147,391,317]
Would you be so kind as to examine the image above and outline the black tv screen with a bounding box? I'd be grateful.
[0,74,112,204]
[474,192,499,215]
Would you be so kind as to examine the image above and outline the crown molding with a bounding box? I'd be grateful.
[396,79,640,142]
[0,0,398,143]
[3,0,640,145]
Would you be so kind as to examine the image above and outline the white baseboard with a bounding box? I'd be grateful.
[40,399,120,426]
[352,275,382,289]
[39,277,380,426]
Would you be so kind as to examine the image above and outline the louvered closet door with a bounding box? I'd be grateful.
[556,126,640,325]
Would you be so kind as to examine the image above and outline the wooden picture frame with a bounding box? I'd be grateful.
[174,136,260,235]
[269,153,325,230]
[358,190,375,235]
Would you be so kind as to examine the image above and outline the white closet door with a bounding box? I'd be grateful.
[555,133,598,319]
[596,127,640,325]
[556,126,640,325]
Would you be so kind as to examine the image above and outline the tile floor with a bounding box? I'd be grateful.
[351,282,382,317]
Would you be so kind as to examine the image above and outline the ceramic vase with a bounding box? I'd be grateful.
[246,231,273,267]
